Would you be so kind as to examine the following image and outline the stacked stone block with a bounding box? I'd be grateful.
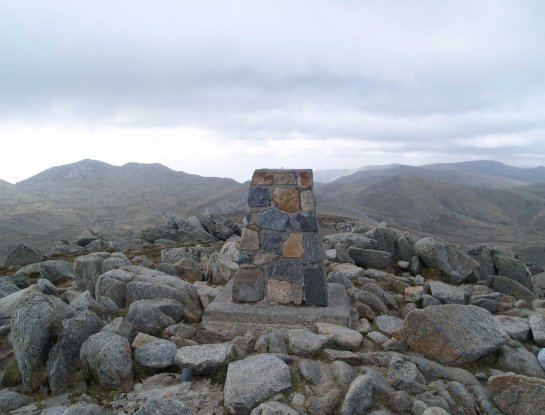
[232,169,328,306]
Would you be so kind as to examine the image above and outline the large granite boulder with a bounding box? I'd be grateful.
[466,244,496,281]
[489,373,545,415]
[347,248,391,269]
[11,292,75,391]
[74,252,131,295]
[491,276,537,303]
[80,332,133,392]
[492,253,535,292]
[4,244,44,267]
[365,225,397,255]
[47,310,104,394]
[403,304,505,364]
[126,298,184,335]
[206,253,238,285]
[224,354,292,415]
[95,266,202,322]
[415,237,479,284]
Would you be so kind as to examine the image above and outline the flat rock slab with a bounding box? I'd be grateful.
[175,343,235,374]
[203,281,352,332]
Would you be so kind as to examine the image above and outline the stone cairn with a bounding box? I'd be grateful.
[232,169,328,306]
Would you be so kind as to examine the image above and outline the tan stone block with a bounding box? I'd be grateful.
[273,188,300,212]
[251,171,275,186]
[300,190,314,213]
[283,233,304,258]
[240,228,260,251]
[254,252,279,265]
[297,170,313,188]
[274,172,296,185]
[267,279,303,305]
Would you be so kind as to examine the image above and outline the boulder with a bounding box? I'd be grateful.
[493,253,535,292]
[175,343,235,374]
[220,242,241,263]
[47,310,104,394]
[340,375,374,415]
[134,340,177,369]
[160,246,214,264]
[348,247,391,269]
[250,401,298,415]
[330,263,363,281]
[224,354,292,415]
[491,276,537,303]
[324,233,377,249]
[288,328,328,356]
[365,225,397,255]
[428,281,469,304]
[493,315,531,341]
[205,253,239,285]
[395,232,418,262]
[314,322,363,350]
[11,292,75,391]
[530,314,545,346]
[80,332,133,392]
[403,304,505,364]
[415,238,479,284]
[466,244,496,281]
[39,260,74,283]
[101,317,137,343]
[135,398,194,415]
[0,389,32,413]
[0,280,20,299]
[95,266,202,322]
[496,345,545,378]
[374,315,404,338]
[62,403,115,415]
[533,272,545,297]
[126,298,183,335]
[74,252,111,293]
[4,244,44,267]
[489,373,545,415]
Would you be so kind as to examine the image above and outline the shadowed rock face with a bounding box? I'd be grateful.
[232,169,328,306]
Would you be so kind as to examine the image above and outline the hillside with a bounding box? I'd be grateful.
[0,160,247,258]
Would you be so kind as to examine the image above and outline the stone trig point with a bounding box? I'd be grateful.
[233,169,327,306]
[203,169,352,331]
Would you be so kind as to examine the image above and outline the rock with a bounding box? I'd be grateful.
[539,349,545,370]
[491,275,537,302]
[489,373,545,415]
[428,281,469,304]
[74,252,110,294]
[493,253,535,292]
[374,315,404,338]
[71,290,102,315]
[220,242,241,263]
[288,328,328,356]
[80,332,133,392]
[298,360,333,385]
[496,345,545,378]
[324,233,377,249]
[403,304,505,364]
[161,246,214,264]
[395,232,418,262]
[175,343,235,374]
[135,398,194,415]
[258,208,290,231]
[314,322,363,350]
[415,237,479,284]
[96,266,202,322]
[469,292,501,312]
[341,375,374,415]
[405,286,425,302]
[466,244,496,281]
[0,389,32,413]
[348,247,391,269]
[530,314,545,346]
[250,401,298,415]
[11,292,75,391]
[4,244,44,267]
[37,278,58,296]
[331,263,364,281]
[335,243,354,264]
[367,331,390,344]
[126,298,183,335]
[62,403,114,415]
[39,260,74,283]
[206,253,239,285]
[224,354,292,415]
[0,280,20,299]
[102,317,137,343]
[494,315,531,340]
[47,310,104,394]
[135,340,177,369]
[387,354,426,394]
[365,225,397,255]
[132,332,160,348]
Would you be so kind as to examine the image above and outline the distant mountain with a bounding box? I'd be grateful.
[315,160,545,188]
[0,160,247,258]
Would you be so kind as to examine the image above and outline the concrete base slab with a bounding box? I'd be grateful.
[203,281,352,336]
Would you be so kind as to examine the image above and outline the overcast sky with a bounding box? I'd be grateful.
[1,1,545,183]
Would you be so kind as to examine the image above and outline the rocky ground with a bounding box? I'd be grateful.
[1,214,545,414]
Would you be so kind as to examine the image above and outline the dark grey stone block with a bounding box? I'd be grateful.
[259,208,290,231]
[272,261,303,283]
[261,232,283,253]
[232,267,265,303]
[248,187,271,208]
[304,267,328,306]
[290,213,317,233]
[304,234,322,263]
